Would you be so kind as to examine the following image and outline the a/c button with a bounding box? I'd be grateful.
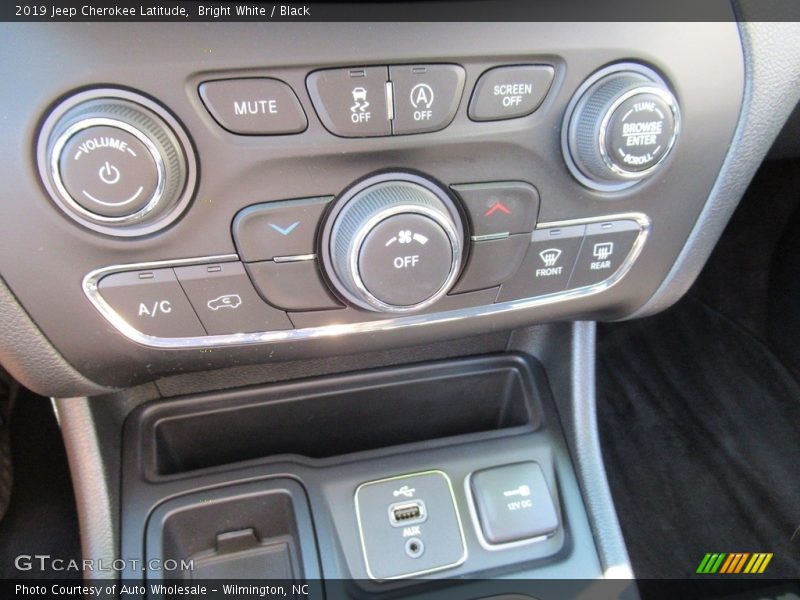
[98,268,205,338]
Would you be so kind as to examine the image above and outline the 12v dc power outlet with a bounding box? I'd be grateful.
[470,462,559,545]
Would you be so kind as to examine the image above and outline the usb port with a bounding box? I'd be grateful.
[388,500,427,527]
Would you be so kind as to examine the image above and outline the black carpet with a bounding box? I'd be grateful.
[0,389,81,578]
[597,294,800,581]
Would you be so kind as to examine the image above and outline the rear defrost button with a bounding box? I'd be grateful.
[568,220,640,289]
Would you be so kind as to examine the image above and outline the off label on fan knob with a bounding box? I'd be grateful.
[322,173,465,314]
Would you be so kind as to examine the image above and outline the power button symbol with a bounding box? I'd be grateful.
[57,124,160,218]
[98,161,120,185]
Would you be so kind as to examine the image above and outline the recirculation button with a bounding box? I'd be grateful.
[174,262,293,335]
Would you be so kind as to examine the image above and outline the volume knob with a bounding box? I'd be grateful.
[40,90,195,236]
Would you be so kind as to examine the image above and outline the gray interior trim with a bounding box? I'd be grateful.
[54,397,117,581]
[629,19,800,319]
[0,277,110,398]
[510,321,633,578]
[154,330,511,397]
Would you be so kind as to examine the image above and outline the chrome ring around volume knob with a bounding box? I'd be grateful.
[39,90,195,236]
[325,175,464,313]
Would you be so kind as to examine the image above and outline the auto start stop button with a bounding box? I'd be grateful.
[56,123,160,218]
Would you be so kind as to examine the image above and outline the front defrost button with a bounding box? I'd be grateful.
[497,225,584,301]
[98,269,205,338]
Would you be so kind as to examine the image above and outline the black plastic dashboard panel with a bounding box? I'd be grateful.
[0,22,743,388]
[122,354,605,587]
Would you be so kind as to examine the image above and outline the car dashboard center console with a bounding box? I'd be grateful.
[2,15,784,598]
[0,22,744,389]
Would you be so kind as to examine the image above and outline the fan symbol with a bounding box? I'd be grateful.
[398,230,413,244]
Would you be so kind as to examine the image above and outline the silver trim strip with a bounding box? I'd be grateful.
[273,253,317,263]
[385,80,395,122]
[82,213,650,349]
[471,232,510,242]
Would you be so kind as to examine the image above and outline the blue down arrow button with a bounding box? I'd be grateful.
[268,221,300,236]
[233,196,333,262]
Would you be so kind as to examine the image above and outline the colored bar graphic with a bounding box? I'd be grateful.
[697,553,727,574]
[697,552,773,574]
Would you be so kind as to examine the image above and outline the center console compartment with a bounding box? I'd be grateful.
[121,353,606,595]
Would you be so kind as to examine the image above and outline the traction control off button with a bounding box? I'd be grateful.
[306,66,391,137]
[98,268,205,338]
